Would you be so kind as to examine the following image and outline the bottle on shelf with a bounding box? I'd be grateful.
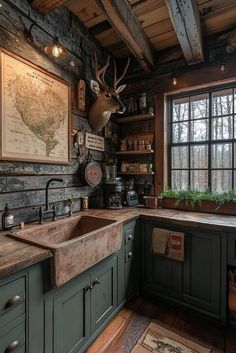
[139,92,147,113]
[2,203,14,230]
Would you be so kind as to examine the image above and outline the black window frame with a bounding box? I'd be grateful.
[168,82,236,192]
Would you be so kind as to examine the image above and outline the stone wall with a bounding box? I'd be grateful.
[0,0,108,228]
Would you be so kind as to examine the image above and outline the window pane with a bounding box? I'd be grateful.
[212,170,232,193]
[172,122,189,143]
[190,145,208,168]
[190,119,208,141]
[211,143,232,168]
[212,116,233,140]
[190,93,209,119]
[173,97,189,121]
[212,89,233,116]
[172,146,188,168]
[190,170,208,191]
[172,170,188,190]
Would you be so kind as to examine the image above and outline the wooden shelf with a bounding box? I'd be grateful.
[116,150,154,155]
[115,113,154,124]
[118,172,155,176]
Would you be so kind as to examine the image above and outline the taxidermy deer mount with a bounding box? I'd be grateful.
[89,55,130,132]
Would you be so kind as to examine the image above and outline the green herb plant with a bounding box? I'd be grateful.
[160,188,236,210]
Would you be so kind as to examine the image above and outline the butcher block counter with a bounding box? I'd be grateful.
[0,207,236,279]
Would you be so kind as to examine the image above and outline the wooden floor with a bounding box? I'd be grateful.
[86,296,236,353]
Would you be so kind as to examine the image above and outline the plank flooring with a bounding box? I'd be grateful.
[86,296,236,353]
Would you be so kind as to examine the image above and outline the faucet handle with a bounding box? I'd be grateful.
[67,199,73,216]
[52,204,56,221]
[39,206,43,224]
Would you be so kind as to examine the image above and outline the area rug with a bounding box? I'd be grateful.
[131,322,212,353]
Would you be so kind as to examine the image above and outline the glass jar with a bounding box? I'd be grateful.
[138,140,145,151]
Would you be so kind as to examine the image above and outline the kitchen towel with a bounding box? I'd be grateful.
[151,228,169,254]
[151,228,185,261]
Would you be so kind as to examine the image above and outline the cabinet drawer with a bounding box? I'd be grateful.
[0,318,25,353]
[228,233,236,265]
[0,277,25,329]
[124,221,136,245]
[125,241,135,263]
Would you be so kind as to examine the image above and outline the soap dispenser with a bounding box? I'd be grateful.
[2,203,14,230]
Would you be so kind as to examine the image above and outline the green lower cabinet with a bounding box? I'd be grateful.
[118,220,141,305]
[90,256,117,334]
[48,255,118,353]
[143,222,223,320]
[183,230,221,316]
[143,222,183,299]
[53,271,90,353]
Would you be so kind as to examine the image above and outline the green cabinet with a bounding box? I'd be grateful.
[0,263,45,353]
[143,222,223,320]
[118,220,140,305]
[54,271,90,353]
[183,230,221,315]
[50,255,117,353]
[90,256,117,333]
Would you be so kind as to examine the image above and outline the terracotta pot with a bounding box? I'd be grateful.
[162,197,236,216]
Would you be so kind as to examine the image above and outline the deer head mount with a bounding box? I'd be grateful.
[89,55,130,132]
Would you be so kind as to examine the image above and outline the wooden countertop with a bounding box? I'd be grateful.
[1,207,236,280]
[84,207,236,232]
[0,235,52,280]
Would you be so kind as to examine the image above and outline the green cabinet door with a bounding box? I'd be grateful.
[142,222,183,299]
[124,220,140,300]
[90,256,117,334]
[183,230,221,316]
[53,271,90,353]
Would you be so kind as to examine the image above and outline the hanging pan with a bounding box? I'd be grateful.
[81,153,103,186]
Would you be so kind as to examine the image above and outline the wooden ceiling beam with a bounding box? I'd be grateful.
[164,0,204,65]
[94,0,155,72]
[30,0,69,15]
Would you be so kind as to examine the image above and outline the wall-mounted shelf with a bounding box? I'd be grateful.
[115,113,154,124]
[118,172,155,176]
[116,150,154,156]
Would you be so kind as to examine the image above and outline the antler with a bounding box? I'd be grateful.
[113,57,130,90]
[95,52,110,89]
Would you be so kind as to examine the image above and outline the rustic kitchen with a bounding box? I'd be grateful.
[0,0,236,352]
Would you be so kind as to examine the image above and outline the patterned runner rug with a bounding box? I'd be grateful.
[131,322,212,353]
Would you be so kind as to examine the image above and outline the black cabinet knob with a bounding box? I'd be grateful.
[5,295,23,309]
[127,234,133,241]
[128,251,133,258]
[5,340,22,353]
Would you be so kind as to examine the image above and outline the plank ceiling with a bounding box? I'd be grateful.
[30,0,236,71]
[66,0,236,58]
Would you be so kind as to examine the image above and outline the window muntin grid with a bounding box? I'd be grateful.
[169,85,235,192]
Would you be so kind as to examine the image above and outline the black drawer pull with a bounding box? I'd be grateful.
[5,340,22,353]
[5,295,24,309]
[84,284,93,292]
[127,234,133,241]
[92,278,100,286]
[128,251,133,259]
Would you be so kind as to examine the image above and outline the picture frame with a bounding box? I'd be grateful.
[0,48,71,164]
[76,79,86,113]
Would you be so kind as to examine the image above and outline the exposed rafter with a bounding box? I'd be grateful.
[164,0,204,64]
[94,0,155,72]
[30,0,69,15]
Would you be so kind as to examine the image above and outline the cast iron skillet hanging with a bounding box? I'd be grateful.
[81,152,103,186]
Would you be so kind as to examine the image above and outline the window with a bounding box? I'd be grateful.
[169,85,236,193]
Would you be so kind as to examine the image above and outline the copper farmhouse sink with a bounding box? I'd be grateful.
[10,215,122,287]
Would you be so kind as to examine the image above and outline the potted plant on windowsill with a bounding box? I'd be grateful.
[160,189,236,216]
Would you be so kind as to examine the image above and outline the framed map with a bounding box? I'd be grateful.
[0,48,71,164]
